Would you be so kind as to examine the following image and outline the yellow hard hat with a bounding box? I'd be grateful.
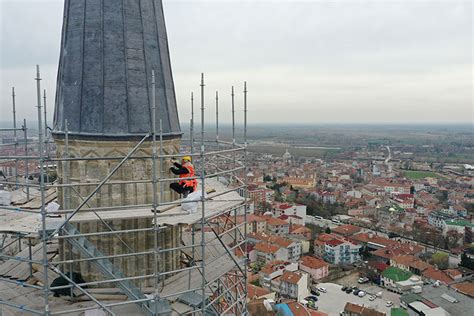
[182,156,192,162]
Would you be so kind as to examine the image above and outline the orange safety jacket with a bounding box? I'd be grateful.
[179,162,198,191]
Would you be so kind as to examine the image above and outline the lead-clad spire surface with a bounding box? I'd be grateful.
[53,0,181,138]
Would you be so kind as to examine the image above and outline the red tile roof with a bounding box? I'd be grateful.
[422,267,453,285]
[332,224,362,236]
[299,255,328,270]
[247,284,272,299]
[255,242,280,254]
[351,233,398,247]
[326,239,344,247]
[452,281,474,298]
[266,217,289,226]
[280,271,302,284]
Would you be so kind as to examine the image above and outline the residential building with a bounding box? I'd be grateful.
[428,210,459,230]
[390,255,432,276]
[255,242,286,265]
[298,255,329,281]
[279,271,309,302]
[324,239,361,265]
[342,302,386,316]
[247,284,275,302]
[273,203,307,224]
[265,217,290,236]
[332,224,362,237]
[381,266,412,290]
[248,187,275,205]
[421,267,453,285]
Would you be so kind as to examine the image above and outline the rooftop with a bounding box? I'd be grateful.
[280,271,303,285]
[299,255,328,270]
[381,266,413,282]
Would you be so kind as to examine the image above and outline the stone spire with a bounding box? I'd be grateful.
[53,0,181,138]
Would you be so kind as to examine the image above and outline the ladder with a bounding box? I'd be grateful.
[62,222,155,315]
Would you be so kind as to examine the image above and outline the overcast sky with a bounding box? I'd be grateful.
[0,0,472,126]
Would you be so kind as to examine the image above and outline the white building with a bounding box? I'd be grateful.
[324,239,361,265]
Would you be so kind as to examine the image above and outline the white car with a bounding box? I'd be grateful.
[358,291,366,297]
[317,287,327,293]
[386,301,393,307]
[369,295,376,301]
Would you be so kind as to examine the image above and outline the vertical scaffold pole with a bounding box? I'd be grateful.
[215,91,219,171]
[231,86,237,244]
[12,87,19,188]
[151,70,160,314]
[22,119,29,200]
[200,73,206,314]
[43,89,48,139]
[231,86,235,144]
[35,65,50,315]
[243,81,248,313]
[190,92,194,154]
[64,120,70,213]
[64,119,73,299]
[43,90,49,183]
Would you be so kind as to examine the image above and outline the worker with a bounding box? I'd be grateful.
[169,155,197,198]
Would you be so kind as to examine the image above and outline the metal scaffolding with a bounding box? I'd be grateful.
[0,68,249,315]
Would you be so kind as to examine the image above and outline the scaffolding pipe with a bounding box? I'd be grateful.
[23,119,30,200]
[35,65,50,315]
[200,73,207,314]
[150,69,160,315]
[43,89,49,183]
[190,91,194,154]
[12,87,19,188]
[243,80,249,313]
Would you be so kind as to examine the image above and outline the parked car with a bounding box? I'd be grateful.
[317,287,327,293]
[341,286,347,291]
[311,289,320,296]
[358,277,369,284]
[305,296,318,302]
[358,291,366,297]
[386,301,393,307]
[345,288,353,294]
[353,289,361,295]
[369,295,376,301]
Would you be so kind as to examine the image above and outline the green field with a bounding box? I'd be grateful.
[403,170,447,180]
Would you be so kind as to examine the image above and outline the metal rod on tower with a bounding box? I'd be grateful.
[190,92,194,154]
[43,89,47,140]
[231,86,235,144]
[150,69,160,315]
[22,119,29,200]
[200,73,207,314]
[216,91,219,143]
[244,82,248,146]
[35,65,50,315]
[12,87,18,188]
[243,81,249,309]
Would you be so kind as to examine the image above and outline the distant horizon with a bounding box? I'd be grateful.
[0,120,472,128]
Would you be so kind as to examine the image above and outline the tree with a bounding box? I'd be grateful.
[431,252,449,270]
[460,252,474,270]
[325,227,331,234]
[444,230,462,249]
[263,175,273,182]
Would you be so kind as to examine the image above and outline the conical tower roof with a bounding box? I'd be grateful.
[53,0,181,139]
